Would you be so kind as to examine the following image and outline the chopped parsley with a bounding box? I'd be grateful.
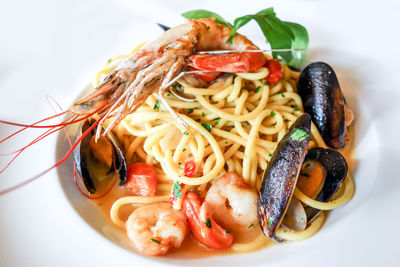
[248,223,254,228]
[290,128,309,141]
[225,230,231,234]
[255,86,261,93]
[268,219,273,228]
[151,238,161,244]
[280,93,285,97]
[214,117,221,125]
[290,104,296,108]
[305,163,311,168]
[225,141,229,144]
[153,157,158,163]
[202,112,205,117]
[153,100,161,110]
[173,181,183,199]
[204,218,212,228]
[269,154,272,157]
[201,122,212,132]
[183,131,189,136]
[107,58,112,63]
[187,108,194,114]
[263,81,269,86]
[270,111,276,117]
[195,118,201,122]
[182,148,186,152]
[292,108,300,115]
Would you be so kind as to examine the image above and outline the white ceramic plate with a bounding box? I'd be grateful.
[1,0,399,266]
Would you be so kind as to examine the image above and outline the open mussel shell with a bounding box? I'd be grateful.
[303,147,348,222]
[257,113,311,238]
[73,119,127,195]
[282,197,307,231]
[297,62,346,148]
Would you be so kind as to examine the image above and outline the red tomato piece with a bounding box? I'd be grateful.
[264,59,283,84]
[182,192,234,250]
[126,163,157,196]
[184,161,196,177]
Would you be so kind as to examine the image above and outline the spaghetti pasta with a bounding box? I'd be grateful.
[90,46,354,255]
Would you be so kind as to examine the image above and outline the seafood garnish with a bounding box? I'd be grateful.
[126,202,187,256]
[257,114,311,238]
[297,62,346,148]
[72,18,267,139]
[301,148,348,222]
[73,118,127,195]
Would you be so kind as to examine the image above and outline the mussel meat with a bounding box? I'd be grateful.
[257,113,311,238]
[299,147,348,222]
[297,62,346,148]
[73,118,127,195]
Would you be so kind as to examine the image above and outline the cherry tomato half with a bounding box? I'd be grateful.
[126,162,157,196]
[264,59,283,84]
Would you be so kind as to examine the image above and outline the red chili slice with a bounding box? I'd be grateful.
[184,160,196,177]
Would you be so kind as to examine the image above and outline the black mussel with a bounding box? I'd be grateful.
[73,118,127,195]
[298,148,348,222]
[257,114,311,238]
[297,62,346,148]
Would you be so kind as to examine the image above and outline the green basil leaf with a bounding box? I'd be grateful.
[182,9,232,28]
[284,22,309,69]
[252,14,294,63]
[227,8,275,44]
[256,7,275,16]
[227,15,253,44]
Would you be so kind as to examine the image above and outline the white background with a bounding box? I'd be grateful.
[1,0,400,266]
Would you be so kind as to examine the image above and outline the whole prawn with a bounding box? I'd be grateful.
[0,18,266,194]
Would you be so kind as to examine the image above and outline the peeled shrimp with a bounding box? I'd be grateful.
[125,202,187,256]
[71,18,266,137]
[203,172,258,233]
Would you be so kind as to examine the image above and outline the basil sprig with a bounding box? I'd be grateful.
[182,8,308,68]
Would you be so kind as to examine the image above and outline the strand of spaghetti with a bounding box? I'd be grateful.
[227,76,243,102]
[173,132,190,163]
[110,195,170,227]
[311,122,328,148]
[236,67,269,80]
[276,212,325,241]
[183,85,227,96]
[294,175,354,210]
